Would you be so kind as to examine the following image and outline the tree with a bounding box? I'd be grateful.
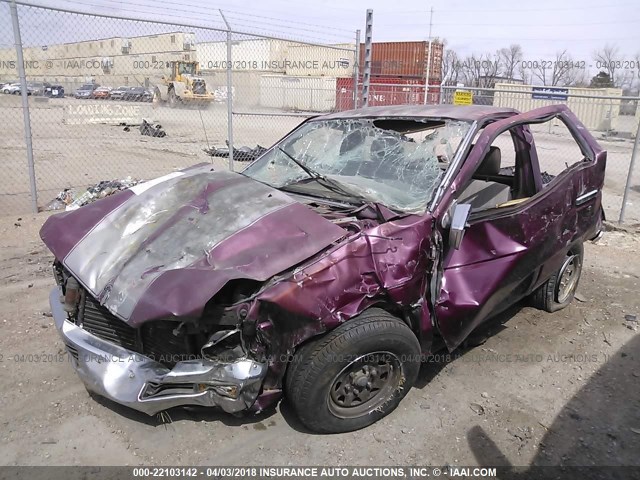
[532,50,578,86]
[441,48,461,85]
[498,44,523,80]
[518,61,531,85]
[593,44,620,86]
[460,51,502,88]
[590,71,614,88]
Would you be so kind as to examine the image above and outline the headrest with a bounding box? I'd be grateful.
[476,146,501,176]
[340,129,366,155]
[370,135,403,160]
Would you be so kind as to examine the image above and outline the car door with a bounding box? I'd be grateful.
[433,105,605,351]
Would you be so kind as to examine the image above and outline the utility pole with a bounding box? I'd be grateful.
[423,6,433,105]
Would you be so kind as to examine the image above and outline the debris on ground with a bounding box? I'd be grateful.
[45,177,141,211]
[204,140,267,162]
[139,119,166,137]
[624,313,638,331]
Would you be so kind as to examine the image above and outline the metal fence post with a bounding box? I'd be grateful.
[423,7,433,105]
[219,10,234,171]
[619,119,640,224]
[10,0,38,213]
[362,10,373,107]
[353,29,360,109]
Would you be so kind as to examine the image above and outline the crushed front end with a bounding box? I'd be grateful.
[50,263,267,415]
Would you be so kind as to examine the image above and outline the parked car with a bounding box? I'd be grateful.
[2,83,21,94]
[109,85,131,101]
[0,82,37,95]
[27,82,50,96]
[41,104,605,433]
[44,85,65,98]
[92,86,111,99]
[74,83,99,99]
[0,80,18,91]
[128,86,153,102]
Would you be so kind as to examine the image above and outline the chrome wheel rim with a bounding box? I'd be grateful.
[556,253,581,303]
[327,351,402,419]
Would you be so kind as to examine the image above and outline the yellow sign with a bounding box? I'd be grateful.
[453,90,473,105]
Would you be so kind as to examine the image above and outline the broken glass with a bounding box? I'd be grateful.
[243,118,472,213]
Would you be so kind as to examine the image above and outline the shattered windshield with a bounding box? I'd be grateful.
[243,117,472,213]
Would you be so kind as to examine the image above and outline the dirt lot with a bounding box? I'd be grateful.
[0,212,638,468]
[2,94,639,225]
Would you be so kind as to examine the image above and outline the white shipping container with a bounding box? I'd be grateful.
[493,83,623,131]
[285,44,355,77]
[260,75,337,112]
[197,39,292,72]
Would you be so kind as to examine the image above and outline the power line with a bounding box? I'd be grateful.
[435,34,640,42]
[43,0,352,43]
[422,18,640,27]
[59,0,355,36]
[103,0,356,34]
[386,1,637,14]
[9,0,355,48]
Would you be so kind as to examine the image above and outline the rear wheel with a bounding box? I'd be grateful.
[285,308,421,433]
[530,242,583,312]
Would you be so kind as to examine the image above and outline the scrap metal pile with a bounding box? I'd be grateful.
[46,177,141,211]
[204,141,267,162]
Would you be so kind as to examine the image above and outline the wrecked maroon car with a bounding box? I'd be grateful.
[41,104,605,433]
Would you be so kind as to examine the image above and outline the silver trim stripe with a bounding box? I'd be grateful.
[576,189,598,206]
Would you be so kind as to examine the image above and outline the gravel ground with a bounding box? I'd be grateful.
[0,212,638,468]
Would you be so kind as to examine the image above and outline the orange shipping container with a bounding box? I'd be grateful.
[359,41,443,79]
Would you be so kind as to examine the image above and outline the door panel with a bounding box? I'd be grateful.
[434,105,605,351]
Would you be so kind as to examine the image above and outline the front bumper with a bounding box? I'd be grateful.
[181,92,214,101]
[50,288,267,415]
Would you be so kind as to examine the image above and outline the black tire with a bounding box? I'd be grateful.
[530,242,584,313]
[285,308,421,433]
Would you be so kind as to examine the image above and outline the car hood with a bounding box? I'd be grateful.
[40,166,346,326]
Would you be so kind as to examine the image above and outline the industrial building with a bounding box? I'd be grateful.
[0,34,447,113]
[0,32,198,90]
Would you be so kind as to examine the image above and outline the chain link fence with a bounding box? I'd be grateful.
[1,1,639,225]
[0,1,357,213]
[439,85,640,225]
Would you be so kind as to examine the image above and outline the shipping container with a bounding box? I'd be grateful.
[198,38,292,72]
[336,76,440,111]
[260,75,337,112]
[359,41,443,79]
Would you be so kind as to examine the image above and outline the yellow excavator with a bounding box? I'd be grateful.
[154,61,214,107]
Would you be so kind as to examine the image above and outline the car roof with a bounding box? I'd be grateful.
[318,104,520,122]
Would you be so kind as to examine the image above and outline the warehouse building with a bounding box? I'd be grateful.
[0,32,197,91]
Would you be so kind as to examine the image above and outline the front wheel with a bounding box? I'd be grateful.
[530,242,583,312]
[285,308,421,433]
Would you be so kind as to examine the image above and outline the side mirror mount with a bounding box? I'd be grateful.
[449,203,471,250]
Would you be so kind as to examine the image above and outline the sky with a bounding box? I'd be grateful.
[2,0,639,69]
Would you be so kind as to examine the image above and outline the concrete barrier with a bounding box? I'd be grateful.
[63,103,153,125]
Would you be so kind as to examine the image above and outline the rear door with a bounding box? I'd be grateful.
[433,105,605,351]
